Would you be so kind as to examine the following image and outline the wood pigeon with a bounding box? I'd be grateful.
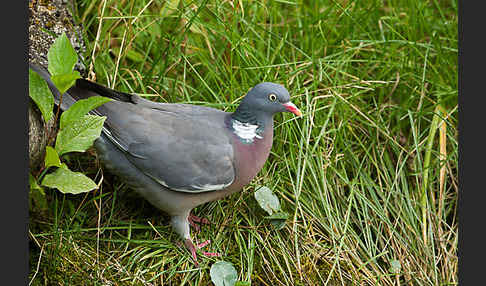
[30,63,302,265]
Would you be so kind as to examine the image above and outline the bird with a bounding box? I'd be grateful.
[29,63,302,265]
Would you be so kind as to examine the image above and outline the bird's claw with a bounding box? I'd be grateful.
[184,238,221,266]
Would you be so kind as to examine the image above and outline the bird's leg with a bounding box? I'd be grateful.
[189,214,219,257]
[180,213,219,265]
[184,239,199,267]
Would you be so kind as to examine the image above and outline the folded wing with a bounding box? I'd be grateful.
[68,81,235,193]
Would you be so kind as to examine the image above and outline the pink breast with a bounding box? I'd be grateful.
[229,127,274,191]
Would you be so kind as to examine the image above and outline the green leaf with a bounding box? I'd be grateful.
[265,212,289,230]
[41,164,98,194]
[264,211,289,220]
[51,71,81,94]
[235,282,251,286]
[55,114,106,156]
[29,173,48,211]
[47,32,78,76]
[126,49,145,62]
[254,186,281,215]
[29,173,44,194]
[29,68,54,123]
[59,96,112,130]
[44,146,62,168]
[269,219,286,230]
[210,261,238,286]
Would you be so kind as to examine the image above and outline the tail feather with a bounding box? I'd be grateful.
[29,62,136,112]
[29,63,78,111]
[75,78,135,103]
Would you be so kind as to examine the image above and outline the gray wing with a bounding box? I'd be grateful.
[96,99,235,193]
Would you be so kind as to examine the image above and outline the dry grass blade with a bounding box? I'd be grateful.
[88,0,108,81]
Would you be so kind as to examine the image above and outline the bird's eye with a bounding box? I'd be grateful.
[268,93,277,102]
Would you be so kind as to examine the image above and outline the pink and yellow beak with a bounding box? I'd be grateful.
[283,102,302,116]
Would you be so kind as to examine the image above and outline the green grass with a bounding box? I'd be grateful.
[29,0,458,285]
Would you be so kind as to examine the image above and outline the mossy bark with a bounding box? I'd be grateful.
[28,0,86,171]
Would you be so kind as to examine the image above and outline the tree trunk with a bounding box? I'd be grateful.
[28,0,86,172]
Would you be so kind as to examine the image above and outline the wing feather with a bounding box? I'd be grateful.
[97,100,235,193]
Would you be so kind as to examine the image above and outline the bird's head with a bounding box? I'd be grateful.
[236,82,302,119]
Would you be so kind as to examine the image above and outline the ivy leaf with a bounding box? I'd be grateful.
[29,68,54,123]
[51,71,81,95]
[41,164,98,194]
[59,96,112,130]
[44,146,62,168]
[210,261,238,286]
[254,186,281,215]
[47,32,78,76]
[55,114,106,156]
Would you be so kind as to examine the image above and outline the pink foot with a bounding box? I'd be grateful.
[184,239,199,266]
[196,239,221,257]
[188,213,210,232]
[196,240,211,248]
[183,239,221,265]
[202,251,221,257]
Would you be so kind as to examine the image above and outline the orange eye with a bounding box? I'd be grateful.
[268,93,277,102]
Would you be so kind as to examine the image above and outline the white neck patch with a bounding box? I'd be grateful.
[232,119,263,142]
